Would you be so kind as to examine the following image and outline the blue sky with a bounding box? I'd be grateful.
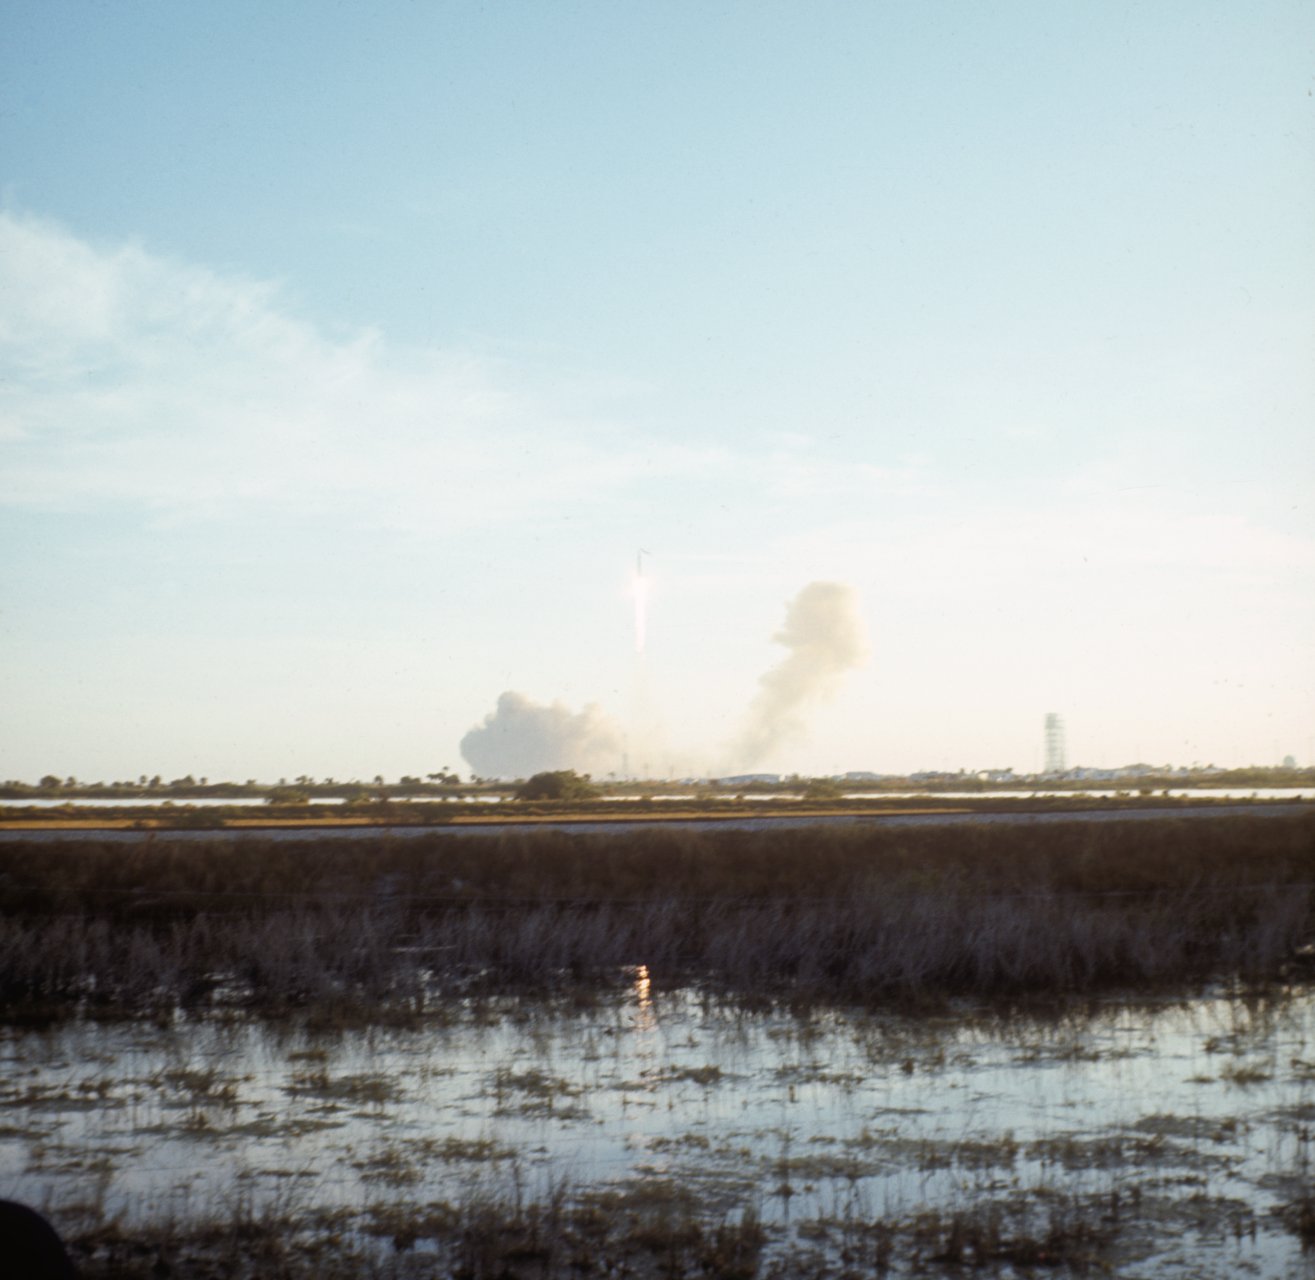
[2,1,1312,782]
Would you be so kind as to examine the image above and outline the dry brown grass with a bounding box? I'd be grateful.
[1,812,1311,1019]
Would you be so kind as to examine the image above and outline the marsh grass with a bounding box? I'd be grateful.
[491,1067,588,1120]
[153,1065,241,1106]
[286,1068,402,1107]
[1288,1190,1315,1248]
[54,1182,1133,1277]
[65,1198,360,1280]
[910,1197,1112,1269]
[656,1064,725,1085]
[2,812,1312,1019]
[59,1181,770,1279]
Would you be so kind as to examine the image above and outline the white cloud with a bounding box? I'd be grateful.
[1,212,956,548]
[0,211,719,532]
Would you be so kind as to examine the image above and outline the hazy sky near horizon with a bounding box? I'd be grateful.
[2,2,1312,782]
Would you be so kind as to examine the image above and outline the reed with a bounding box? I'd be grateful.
[1,812,1311,1018]
[58,1181,767,1280]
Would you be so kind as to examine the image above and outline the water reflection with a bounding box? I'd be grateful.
[630,963,655,1032]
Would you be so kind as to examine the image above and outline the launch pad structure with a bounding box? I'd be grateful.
[1044,712,1067,774]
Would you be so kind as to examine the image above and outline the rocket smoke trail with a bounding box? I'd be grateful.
[632,549,651,655]
[733,581,867,767]
[460,571,862,782]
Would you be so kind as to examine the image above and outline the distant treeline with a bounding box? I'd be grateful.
[1,764,1310,803]
[726,767,1315,794]
[0,774,488,802]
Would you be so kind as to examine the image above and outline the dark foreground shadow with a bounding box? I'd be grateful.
[0,1201,78,1279]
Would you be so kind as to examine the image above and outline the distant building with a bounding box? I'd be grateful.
[1044,713,1066,773]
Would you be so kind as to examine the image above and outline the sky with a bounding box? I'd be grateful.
[1,1,1312,782]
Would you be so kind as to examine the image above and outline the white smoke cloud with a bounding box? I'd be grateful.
[460,691,624,780]
[733,581,867,768]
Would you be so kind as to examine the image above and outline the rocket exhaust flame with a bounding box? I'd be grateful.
[632,573,649,654]
[632,549,651,655]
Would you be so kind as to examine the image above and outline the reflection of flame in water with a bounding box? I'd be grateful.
[632,963,655,1031]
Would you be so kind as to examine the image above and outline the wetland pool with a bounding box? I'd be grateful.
[2,981,1313,1277]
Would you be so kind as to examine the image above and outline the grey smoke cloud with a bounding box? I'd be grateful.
[460,691,623,780]
[734,581,867,767]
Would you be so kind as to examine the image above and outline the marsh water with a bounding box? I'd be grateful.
[4,801,1313,849]
[3,980,1313,1276]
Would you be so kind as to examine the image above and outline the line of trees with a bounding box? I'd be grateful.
[3,762,1312,805]
[0,770,488,801]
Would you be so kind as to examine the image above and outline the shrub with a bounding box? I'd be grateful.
[514,771,600,801]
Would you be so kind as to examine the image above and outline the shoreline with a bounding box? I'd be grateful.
[2,797,1312,833]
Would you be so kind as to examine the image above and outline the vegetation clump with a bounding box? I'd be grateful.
[801,776,844,801]
[264,785,311,806]
[49,1182,1132,1278]
[514,770,601,801]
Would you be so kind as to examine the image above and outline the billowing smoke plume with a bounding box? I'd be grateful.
[460,691,623,780]
[734,581,867,767]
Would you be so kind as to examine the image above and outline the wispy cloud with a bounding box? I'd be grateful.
[0,211,719,533]
[4,210,1309,613]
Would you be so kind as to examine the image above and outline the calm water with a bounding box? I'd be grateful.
[3,987,1312,1277]
[1,800,1310,843]
[5,786,1310,809]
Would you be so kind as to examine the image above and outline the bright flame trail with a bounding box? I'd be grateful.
[632,549,651,655]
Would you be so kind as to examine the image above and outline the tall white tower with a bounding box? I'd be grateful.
[1044,713,1067,774]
